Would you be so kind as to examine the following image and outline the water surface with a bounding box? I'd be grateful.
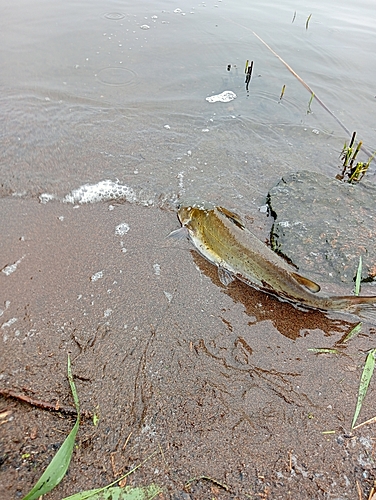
[1,0,375,213]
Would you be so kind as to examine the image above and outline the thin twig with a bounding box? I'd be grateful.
[250,31,373,159]
[122,431,133,450]
[251,31,349,134]
[0,388,91,419]
[185,475,229,491]
[368,483,376,500]
[356,479,363,500]
[352,414,376,430]
[158,441,169,472]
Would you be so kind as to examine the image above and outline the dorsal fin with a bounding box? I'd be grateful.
[292,272,321,293]
[217,206,245,229]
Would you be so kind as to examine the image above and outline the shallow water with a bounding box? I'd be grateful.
[1,197,376,499]
[1,0,375,213]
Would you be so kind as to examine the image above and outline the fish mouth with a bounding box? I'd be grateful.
[177,205,193,226]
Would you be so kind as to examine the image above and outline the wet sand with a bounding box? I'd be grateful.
[1,198,376,499]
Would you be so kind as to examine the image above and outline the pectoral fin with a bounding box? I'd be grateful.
[292,272,321,293]
[166,227,189,240]
[218,266,235,286]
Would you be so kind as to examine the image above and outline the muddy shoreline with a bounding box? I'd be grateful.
[1,198,376,499]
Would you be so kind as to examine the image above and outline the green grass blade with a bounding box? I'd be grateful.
[62,485,162,500]
[68,355,80,412]
[351,348,376,428]
[342,322,362,343]
[22,356,80,500]
[62,450,159,500]
[307,91,314,113]
[305,13,312,30]
[355,256,362,296]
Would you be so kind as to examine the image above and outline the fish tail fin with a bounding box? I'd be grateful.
[355,302,376,324]
[331,295,376,324]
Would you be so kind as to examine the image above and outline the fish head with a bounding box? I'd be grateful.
[178,203,212,236]
[177,205,194,226]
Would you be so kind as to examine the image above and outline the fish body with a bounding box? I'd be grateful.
[177,202,376,320]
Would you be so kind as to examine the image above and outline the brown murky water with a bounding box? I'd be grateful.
[1,0,376,498]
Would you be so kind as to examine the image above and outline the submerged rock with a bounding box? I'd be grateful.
[267,171,376,285]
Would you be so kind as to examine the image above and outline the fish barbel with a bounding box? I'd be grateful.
[175,202,376,321]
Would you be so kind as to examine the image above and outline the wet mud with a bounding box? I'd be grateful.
[1,198,376,499]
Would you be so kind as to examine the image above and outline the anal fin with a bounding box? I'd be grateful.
[292,272,321,293]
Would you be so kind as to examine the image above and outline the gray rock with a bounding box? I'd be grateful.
[267,171,376,284]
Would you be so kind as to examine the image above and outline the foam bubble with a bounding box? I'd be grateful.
[91,270,104,282]
[0,301,10,317]
[1,318,17,329]
[164,291,173,303]
[206,90,237,103]
[103,308,113,318]
[39,193,56,204]
[64,180,132,204]
[2,256,25,276]
[115,223,130,236]
[153,263,161,275]
[41,180,179,210]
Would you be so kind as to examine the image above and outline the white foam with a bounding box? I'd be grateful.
[164,291,173,303]
[2,256,25,276]
[103,308,113,318]
[91,270,104,282]
[153,263,161,276]
[40,180,180,209]
[39,193,56,204]
[0,301,10,317]
[115,223,130,236]
[64,180,133,204]
[206,90,237,103]
[1,318,17,329]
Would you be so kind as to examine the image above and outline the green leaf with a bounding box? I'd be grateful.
[62,485,162,500]
[342,322,362,343]
[352,348,376,428]
[22,356,80,500]
[355,256,362,296]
